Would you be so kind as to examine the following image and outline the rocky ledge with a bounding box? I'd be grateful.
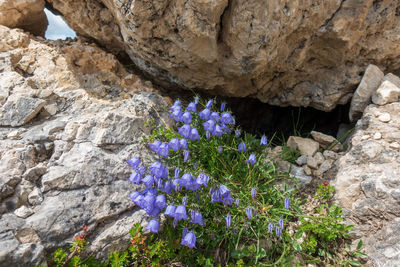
[0,25,172,265]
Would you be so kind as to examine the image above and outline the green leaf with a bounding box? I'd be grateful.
[295,230,303,239]
[353,251,368,258]
[348,260,362,266]
[256,248,267,259]
[356,240,363,250]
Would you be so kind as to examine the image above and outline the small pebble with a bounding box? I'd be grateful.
[378,113,391,122]
[373,132,382,140]
[389,142,400,149]
[361,135,370,141]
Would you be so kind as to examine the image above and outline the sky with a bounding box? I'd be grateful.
[44,8,76,40]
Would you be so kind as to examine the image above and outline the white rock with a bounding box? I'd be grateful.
[307,156,319,169]
[349,64,384,122]
[323,150,338,160]
[314,152,325,166]
[389,142,400,149]
[378,113,391,122]
[287,136,319,156]
[373,132,382,140]
[295,155,308,166]
[372,80,400,105]
[319,160,334,174]
[14,206,34,219]
[311,131,343,151]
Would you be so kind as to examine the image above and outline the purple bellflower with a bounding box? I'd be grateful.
[178,125,191,139]
[129,171,142,184]
[251,188,257,198]
[146,219,159,233]
[155,194,167,210]
[235,129,241,138]
[212,124,224,137]
[220,112,235,125]
[210,112,220,122]
[246,207,252,219]
[238,142,246,153]
[127,157,140,170]
[142,175,155,187]
[203,120,215,133]
[157,143,169,157]
[276,227,282,238]
[149,162,168,179]
[226,214,232,228]
[179,139,188,150]
[190,210,204,226]
[284,198,290,209]
[164,205,176,217]
[183,150,189,162]
[206,99,213,109]
[181,231,196,249]
[247,154,256,165]
[189,128,200,141]
[175,205,188,221]
[186,102,197,113]
[168,138,180,152]
[149,140,161,153]
[182,112,192,124]
[199,109,211,121]
[260,135,268,146]
[220,102,226,112]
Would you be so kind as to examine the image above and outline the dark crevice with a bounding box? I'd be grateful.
[319,0,345,31]
[217,0,231,43]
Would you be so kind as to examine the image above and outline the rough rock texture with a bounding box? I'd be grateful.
[46,0,400,111]
[0,0,48,36]
[0,26,172,265]
[334,92,400,265]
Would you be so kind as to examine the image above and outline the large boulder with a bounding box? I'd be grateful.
[46,0,400,111]
[0,26,172,265]
[0,0,48,36]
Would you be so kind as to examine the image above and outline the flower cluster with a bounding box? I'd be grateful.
[127,97,283,251]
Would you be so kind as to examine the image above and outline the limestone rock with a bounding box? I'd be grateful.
[333,101,400,266]
[287,136,319,157]
[0,26,172,264]
[382,73,400,88]
[372,80,400,106]
[306,156,319,170]
[311,131,343,152]
[295,155,307,166]
[349,64,384,122]
[378,112,391,123]
[46,0,400,111]
[0,96,45,126]
[0,0,48,36]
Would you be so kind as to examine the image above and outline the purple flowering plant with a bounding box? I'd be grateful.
[127,96,354,265]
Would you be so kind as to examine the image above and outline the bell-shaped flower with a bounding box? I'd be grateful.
[220,112,235,125]
[279,218,284,229]
[143,194,156,214]
[179,139,187,150]
[182,196,188,206]
[210,189,221,203]
[210,112,220,122]
[275,227,282,238]
[246,207,252,219]
[222,193,234,206]
[189,128,200,141]
[251,188,257,198]
[218,146,223,154]
[247,154,256,165]
[181,231,196,249]
[202,120,215,133]
[238,142,246,153]
[174,205,188,221]
[145,219,159,233]
[199,109,211,121]
[158,143,169,157]
[148,207,161,217]
[142,175,155,187]
[226,214,232,228]
[284,198,290,209]
[218,185,231,197]
[212,124,224,137]
[171,109,183,122]
[181,112,192,124]
[127,157,140,170]
[149,140,161,153]
[235,129,241,138]
[129,171,142,184]
[179,173,193,189]
[260,135,268,146]
[172,99,182,107]
[194,96,199,104]
[268,223,274,233]
[206,131,211,139]
[168,138,180,152]
[162,181,173,194]
[174,168,180,178]
[149,161,168,179]
[196,173,209,187]
[164,205,176,217]
[129,191,140,203]
[178,125,191,139]
[206,99,213,109]
[235,198,240,207]
[190,210,204,226]
[155,194,167,210]
[220,102,226,112]
[186,102,197,113]
[183,150,189,162]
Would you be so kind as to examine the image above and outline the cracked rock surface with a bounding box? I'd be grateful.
[0,26,172,265]
[46,0,400,111]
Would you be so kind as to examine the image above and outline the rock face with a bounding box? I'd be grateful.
[0,0,48,36]
[45,0,400,111]
[0,26,172,265]
[334,75,400,265]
